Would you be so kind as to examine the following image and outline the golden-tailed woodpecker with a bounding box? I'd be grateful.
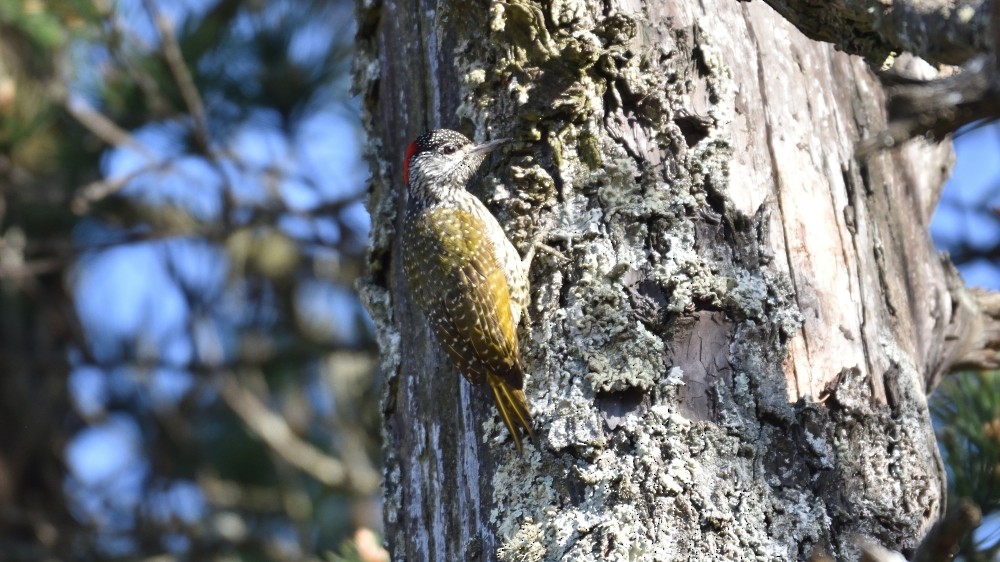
[401,129,536,452]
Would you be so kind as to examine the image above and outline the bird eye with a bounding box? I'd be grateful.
[441,144,458,155]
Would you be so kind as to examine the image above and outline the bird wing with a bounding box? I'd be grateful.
[422,207,522,390]
[404,206,535,451]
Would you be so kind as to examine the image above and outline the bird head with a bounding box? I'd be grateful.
[403,129,507,196]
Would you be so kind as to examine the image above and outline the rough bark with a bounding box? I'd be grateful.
[355,0,973,559]
[760,0,994,66]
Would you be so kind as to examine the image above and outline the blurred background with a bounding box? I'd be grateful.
[0,0,382,560]
[930,125,1000,562]
[0,1,996,560]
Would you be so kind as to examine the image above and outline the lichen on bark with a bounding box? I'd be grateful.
[358,0,949,559]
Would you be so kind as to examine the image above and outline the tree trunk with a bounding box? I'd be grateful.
[356,0,974,559]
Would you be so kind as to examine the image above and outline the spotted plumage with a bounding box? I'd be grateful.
[401,129,536,452]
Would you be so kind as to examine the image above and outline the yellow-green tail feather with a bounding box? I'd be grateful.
[488,375,537,453]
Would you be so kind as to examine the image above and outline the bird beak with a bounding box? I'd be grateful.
[469,138,509,155]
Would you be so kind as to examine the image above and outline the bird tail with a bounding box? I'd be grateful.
[488,374,537,453]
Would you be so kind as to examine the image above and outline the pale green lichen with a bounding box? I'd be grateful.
[497,519,547,562]
[582,321,666,392]
[392,0,885,557]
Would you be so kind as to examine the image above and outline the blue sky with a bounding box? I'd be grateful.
[931,123,1000,289]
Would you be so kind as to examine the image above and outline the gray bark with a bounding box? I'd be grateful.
[355,0,975,559]
[760,0,994,66]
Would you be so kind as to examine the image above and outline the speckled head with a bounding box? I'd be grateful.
[403,129,507,199]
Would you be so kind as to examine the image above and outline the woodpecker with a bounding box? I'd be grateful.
[401,129,536,452]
